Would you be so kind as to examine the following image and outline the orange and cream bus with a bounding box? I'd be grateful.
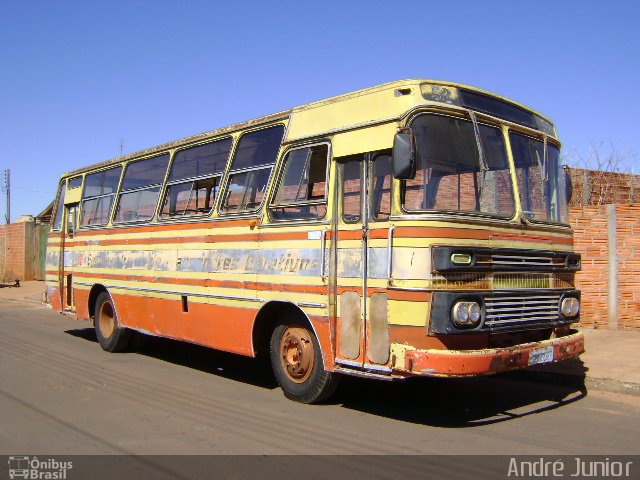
[46,79,584,403]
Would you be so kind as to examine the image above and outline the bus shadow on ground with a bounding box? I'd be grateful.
[336,373,587,427]
[64,328,278,389]
[65,327,586,428]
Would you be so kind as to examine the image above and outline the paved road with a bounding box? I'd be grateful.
[1,299,639,460]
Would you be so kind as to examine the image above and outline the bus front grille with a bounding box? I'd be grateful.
[483,292,562,329]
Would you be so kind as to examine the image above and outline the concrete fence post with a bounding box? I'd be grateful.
[606,204,618,329]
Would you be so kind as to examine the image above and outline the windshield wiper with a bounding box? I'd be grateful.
[469,111,489,203]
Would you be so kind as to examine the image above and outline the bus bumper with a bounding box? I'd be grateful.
[397,330,584,377]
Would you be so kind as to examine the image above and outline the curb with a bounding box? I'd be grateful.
[510,370,640,397]
[584,376,640,397]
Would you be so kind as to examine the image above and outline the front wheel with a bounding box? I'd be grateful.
[270,323,340,403]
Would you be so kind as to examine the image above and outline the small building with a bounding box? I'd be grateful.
[0,205,51,282]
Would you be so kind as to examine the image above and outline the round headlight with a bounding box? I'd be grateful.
[469,302,481,323]
[561,297,580,317]
[452,301,482,327]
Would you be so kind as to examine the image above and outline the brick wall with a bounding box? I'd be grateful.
[0,233,4,280]
[0,222,27,282]
[568,168,640,206]
[570,204,640,330]
[571,206,609,328]
[616,205,640,330]
[0,221,48,282]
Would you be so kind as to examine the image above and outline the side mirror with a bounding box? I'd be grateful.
[392,129,417,180]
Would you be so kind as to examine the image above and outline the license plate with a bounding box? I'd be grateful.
[528,346,554,366]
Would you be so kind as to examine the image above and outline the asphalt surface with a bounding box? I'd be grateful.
[1,299,639,461]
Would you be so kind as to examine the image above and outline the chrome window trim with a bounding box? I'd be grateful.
[166,136,233,182]
[267,141,331,223]
[113,186,164,225]
[509,131,569,228]
[79,194,117,227]
[78,165,124,228]
[402,103,559,140]
[158,174,223,221]
[218,124,286,217]
[112,153,171,225]
[219,165,275,215]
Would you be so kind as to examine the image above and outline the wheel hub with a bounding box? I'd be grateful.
[98,301,115,339]
[280,326,314,383]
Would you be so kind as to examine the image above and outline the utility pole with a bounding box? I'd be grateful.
[2,169,8,224]
[2,169,8,282]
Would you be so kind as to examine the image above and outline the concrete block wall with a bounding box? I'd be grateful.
[570,204,640,330]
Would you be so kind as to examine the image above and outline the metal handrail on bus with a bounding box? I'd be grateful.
[387,225,395,283]
[320,229,328,281]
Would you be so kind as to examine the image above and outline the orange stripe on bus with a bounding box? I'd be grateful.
[71,271,330,295]
[49,224,571,247]
[394,226,572,245]
[47,218,253,241]
[65,271,432,302]
[50,230,320,247]
[75,218,253,236]
[387,289,432,302]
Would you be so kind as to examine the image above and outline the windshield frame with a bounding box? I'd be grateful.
[398,107,571,227]
[509,130,569,226]
[400,110,517,221]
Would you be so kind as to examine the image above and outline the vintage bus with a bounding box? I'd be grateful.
[46,79,584,403]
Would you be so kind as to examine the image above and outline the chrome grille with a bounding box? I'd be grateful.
[476,252,567,269]
[484,292,561,329]
[491,254,557,267]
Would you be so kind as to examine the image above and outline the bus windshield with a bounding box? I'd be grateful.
[402,113,569,225]
[510,132,568,224]
[403,113,515,218]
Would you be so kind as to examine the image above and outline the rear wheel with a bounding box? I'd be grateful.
[270,322,340,403]
[94,291,132,352]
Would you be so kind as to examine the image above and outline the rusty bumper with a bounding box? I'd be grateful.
[401,330,584,377]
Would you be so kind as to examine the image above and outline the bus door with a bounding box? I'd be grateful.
[59,202,78,311]
[334,154,392,371]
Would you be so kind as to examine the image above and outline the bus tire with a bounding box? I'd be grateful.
[270,322,340,404]
[94,291,132,352]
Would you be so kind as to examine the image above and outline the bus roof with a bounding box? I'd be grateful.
[62,79,554,178]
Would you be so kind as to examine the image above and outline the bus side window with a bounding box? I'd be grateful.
[160,138,231,218]
[114,154,170,223]
[370,154,392,221]
[67,205,77,237]
[341,157,362,223]
[220,125,284,214]
[52,181,67,230]
[80,166,122,227]
[269,143,329,221]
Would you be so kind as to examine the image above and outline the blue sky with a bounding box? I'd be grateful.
[1,0,639,218]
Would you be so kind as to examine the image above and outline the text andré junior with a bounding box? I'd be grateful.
[508,458,633,478]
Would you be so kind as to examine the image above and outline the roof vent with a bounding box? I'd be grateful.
[394,88,412,96]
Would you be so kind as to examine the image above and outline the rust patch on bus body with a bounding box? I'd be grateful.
[400,331,584,376]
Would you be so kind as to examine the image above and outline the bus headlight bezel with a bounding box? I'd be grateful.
[560,296,580,318]
[451,300,482,328]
